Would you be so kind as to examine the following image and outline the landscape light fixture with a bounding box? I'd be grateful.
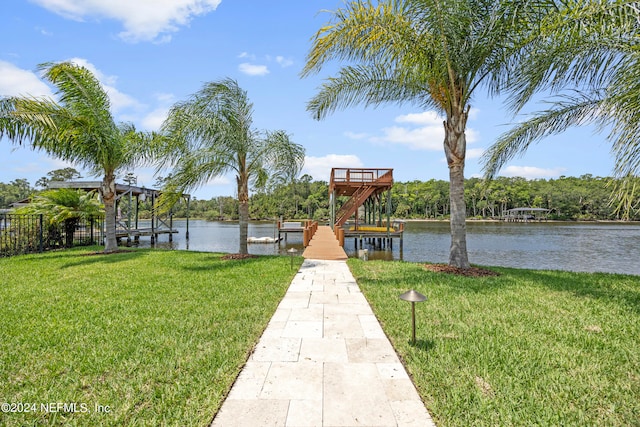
[287,247,298,270]
[399,290,427,344]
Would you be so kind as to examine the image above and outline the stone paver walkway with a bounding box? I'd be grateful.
[211,259,436,427]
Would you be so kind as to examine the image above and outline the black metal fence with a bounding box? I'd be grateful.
[0,213,104,257]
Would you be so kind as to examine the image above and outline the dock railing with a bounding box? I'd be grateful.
[329,168,393,193]
[277,219,318,246]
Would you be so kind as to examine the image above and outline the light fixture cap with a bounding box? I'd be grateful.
[399,290,427,302]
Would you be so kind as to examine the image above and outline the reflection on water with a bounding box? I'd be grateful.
[133,220,640,275]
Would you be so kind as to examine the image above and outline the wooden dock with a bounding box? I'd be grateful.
[302,226,348,260]
[115,228,177,239]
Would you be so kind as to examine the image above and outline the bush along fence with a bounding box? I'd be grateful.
[0,213,104,257]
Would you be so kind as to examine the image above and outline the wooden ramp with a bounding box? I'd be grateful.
[302,226,348,260]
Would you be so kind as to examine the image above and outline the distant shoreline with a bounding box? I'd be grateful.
[398,218,640,224]
[164,217,640,224]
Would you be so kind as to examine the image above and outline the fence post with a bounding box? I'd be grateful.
[38,214,44,253]
[90,217,95,245]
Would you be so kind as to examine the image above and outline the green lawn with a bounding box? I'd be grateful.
[348,259,640,427]
[0,248,302,426]
[3,249,639,426]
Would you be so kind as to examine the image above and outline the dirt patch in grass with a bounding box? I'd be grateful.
[221,253,259,260]
[423,263,500,277]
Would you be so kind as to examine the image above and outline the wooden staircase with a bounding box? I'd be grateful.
[329,168,394,229]
[334,184,377,227]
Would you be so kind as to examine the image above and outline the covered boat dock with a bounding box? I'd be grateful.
[504,207,551,222]
[48,181,190,244]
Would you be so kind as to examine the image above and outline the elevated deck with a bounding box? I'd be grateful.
[329,168,394,229]
[329,168,394,197]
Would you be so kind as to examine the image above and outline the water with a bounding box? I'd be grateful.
[134,220,640,275]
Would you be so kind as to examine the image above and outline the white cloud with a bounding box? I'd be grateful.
[372,125,443,150]
[36,26,53,36]
[501,165,567,179]
[140,107,169,131]
[239,53,293,73]
[275,56,294,68]
[30,0,221,43]
[0,59,148,124]
[344,131,369,140]
[154,92,176,104]
[370,110,479,150]
[302,154,364,182]
[395,111,443,126]
[140,93,175,130]
[466,148,484,159]
[238,52,256,60]
[238,63,270,76]
[0,61,54,98]
[205,176,232,187]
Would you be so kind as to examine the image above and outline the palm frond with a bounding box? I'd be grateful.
[607,175,640,220]
[302,0,414,77]
[307,64,430,119]
[257,130,306,184]
[39,62,114,129]
[505,0,640,112]
[482,92,604,178]
[16,189,103,225]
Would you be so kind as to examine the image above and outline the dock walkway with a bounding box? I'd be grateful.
[302,225,348,261]
[211,259,436,426]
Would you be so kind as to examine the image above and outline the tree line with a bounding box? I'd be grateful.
[2,173,638,225]
[165,174,640,222]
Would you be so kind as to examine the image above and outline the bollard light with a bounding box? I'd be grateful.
[287,247,298,270]
[399,290,427,344]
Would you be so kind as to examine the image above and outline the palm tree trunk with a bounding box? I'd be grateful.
[444,108,471,269]
[102,174,118,253]
[237,175,249,255]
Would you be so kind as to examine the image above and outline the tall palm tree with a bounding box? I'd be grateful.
[302,0,544,268]
[482,0,640,218]
[159,78,305,255]
[0,61,156,252]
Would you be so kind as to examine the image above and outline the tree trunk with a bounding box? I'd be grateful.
[64,219,78,248]
[443,108,470,269]
[237,175,249,255]
[102,173,118,253]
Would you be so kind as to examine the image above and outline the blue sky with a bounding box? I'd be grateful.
[0,0,615,199]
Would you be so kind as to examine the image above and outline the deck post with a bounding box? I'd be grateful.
[330,191,336,230]
[169,212,173,242]
[150,192,155,244]
[386,188,392,239]
[185,195,190,240]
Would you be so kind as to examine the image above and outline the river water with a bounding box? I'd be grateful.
[136,220,640,275]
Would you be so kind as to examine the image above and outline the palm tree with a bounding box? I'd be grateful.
[482,1,640,218]
[0,61,156,252]
[302,0,545,268]
[159,78,305,255]
[17,188,103,248]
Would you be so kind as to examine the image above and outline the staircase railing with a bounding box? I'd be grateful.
[334,184,376,227]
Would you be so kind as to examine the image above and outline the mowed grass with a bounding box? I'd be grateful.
[0,248,302,426]
[348,259,640,427]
